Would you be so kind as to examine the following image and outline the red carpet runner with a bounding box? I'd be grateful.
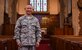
[36,39,52,50]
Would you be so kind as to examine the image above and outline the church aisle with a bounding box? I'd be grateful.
[36,38,52,50]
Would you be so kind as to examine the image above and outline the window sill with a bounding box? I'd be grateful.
[32,12,50,15]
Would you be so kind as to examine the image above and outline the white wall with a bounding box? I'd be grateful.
[17,0,28,14]
[0,0,4,25]
[49,0,60,15]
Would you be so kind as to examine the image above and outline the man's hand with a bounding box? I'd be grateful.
[17,42,22,47]
[36,42,40,47]
[16,39,22,47]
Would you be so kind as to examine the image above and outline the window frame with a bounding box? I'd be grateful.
[28,0,49,14]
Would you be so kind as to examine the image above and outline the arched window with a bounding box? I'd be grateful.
[30,0,47,12]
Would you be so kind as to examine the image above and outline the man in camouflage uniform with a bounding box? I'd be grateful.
[14,5,41,50]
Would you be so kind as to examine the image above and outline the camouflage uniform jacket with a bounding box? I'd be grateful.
[14,15,41,46]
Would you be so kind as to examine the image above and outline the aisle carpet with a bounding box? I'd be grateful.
[36,39,52,50]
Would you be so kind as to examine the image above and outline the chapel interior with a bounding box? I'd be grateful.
[0,0,82,50]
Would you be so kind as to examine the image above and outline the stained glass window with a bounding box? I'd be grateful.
[30,0,47,12]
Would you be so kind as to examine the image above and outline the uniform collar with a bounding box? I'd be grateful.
[24,14,34,20]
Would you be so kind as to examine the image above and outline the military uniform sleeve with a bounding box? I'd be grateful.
[13,18,21,43]
[35,19,42,43]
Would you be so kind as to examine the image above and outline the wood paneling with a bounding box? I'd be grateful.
[79,10,82,35]
[47,15,60,35]
[53,26,73,35]
[2,15,73,36]
[54,27,64,35]
[64,25,73,35]
[2,24,15,35]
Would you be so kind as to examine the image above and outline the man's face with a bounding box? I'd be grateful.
[25,5,33,15]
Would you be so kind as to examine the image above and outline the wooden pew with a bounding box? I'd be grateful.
[0,41,5,50]
[50,35,82,50]
[0,35,18,50]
